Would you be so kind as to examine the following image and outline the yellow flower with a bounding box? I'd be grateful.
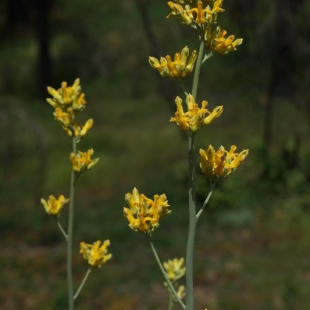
[149,46,197,78]
[163,258,186,281]
[167,2,193,25]
[187,1,210,24]
[177,285,186,299]
[123,187,171,234]
[170,94,223,133]
[199,145,249,178]
[46,78,86,111]
[53,107,74,127]
[80,240,112,268]
[70,148,99,173]
[167,1,224,26]
[63,118,93,140]
[41,195,69,217]
[205,27,243,55]
[209,0,224,13]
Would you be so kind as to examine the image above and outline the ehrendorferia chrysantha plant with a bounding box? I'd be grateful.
[41,78,111,310]
[126,1,248,310]
[40,1,248,309]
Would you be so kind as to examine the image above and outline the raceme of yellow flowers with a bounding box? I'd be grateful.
[46,79,99,173]
[166,0,242,55]
[80,240,112,268]
[123,187,171,234]
[149,46,197,78]
[47,78,93,142]
[70,149,99,173]
[41,195,69,217]
[148,0,248,181]
[42,78,110,271]
[200,145,249,179]
[149,1,242,80]
[163,257,186,301]
[163,257,186,282]
[170,94,223,133]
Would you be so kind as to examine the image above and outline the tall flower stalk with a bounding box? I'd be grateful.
[185,38,205,309]
[67,136,77,310]
[144,1,248,309]
[186,131,196,309]
[41,79,111,310]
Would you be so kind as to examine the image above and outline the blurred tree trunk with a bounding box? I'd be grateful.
[261,0,305,179]
[263,0,295,149]
[4,0,28,33]
[36,0,52,98]
[226,0,257,53]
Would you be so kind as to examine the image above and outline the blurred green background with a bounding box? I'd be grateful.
[1,0,310,309]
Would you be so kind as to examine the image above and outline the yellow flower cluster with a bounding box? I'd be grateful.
[41,195,69,217]
[199,145,249,178]
[46,79,93,141]
[80,240,112,268]
[168,0,224,25]
[63,119,94,139]
[170,94,223,133]
[123,188,171,234]
[205,26,243,55]
[167,0,242,55]
[70,148,99,173]
[163,257,186,281]
[163,257,186,301]
[149,46,197,78]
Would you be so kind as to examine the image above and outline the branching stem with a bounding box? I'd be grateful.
[57,219,68,240]
[74,268,92,300]
[196,180,216,222]
[149,237,186,310]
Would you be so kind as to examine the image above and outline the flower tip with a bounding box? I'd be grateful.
[203,105,223,125]
[73,77,80,85]
[215,105,224,116]
[242,149,250,158]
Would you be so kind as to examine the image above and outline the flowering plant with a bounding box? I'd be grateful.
[41,1,248,309]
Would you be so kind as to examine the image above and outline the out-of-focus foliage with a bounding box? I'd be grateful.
[1,0,310,309]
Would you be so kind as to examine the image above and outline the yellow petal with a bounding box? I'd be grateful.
[203,106,223,125]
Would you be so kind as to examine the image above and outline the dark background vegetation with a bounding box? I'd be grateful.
[1,0,310,309]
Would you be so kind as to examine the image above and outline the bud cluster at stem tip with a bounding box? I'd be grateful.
[46,79,99,174]
[166,0,243,55]
[46,78,93,142]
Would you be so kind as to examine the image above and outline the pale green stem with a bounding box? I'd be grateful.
[168,291,174,310]
[68,137,77,310]
[178,78,189,97]
[74,267,92,300]
[185,133,196,310]
[149,238,186,310]
[191,40,205,100]
[57,219,68,240]
[185,39,205,310]
[196,180,216,222]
